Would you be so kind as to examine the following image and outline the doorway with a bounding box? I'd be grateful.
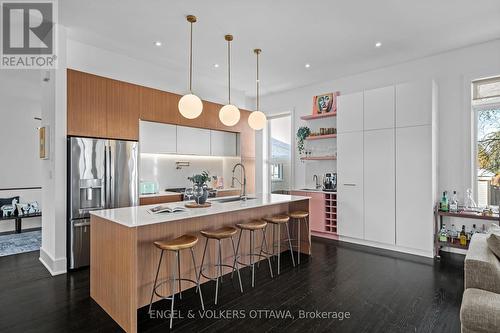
[266,114,293,194]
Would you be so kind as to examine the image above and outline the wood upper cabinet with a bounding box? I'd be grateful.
[107,79,139,140]
[67,69,108,138]
[67,69,139,140]
[139,87,180,125]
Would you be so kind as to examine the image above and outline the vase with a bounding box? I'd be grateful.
[193,183,209,205]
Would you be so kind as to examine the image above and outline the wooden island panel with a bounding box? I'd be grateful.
[90,199,310,333]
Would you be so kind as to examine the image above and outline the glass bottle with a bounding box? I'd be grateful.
[464,188,477,211]
[449,191,458,213]
[459,225,467,246]
[439,225,448,242]
[440,191,449,212]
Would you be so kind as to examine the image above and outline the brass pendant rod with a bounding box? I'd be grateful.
[189,20,193,93]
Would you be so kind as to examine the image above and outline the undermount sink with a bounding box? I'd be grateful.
[211,196,256,203]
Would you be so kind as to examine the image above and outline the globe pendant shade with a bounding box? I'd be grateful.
[178,94,203,119]
[248,110,266,130]
[219,104,240,126]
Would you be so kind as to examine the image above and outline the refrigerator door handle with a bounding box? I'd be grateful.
[109,143,115,208]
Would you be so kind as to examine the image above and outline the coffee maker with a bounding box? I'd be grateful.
[323,172,337,191]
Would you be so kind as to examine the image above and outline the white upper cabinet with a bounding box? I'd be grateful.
[396,80,433,127]
[176,126,211,155]
[337,92,363,133]
[363,129,395,245]
[139,121,177,154]
[210,130,237,156]
[364,86,395,130]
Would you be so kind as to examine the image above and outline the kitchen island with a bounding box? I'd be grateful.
[89,193,310,333]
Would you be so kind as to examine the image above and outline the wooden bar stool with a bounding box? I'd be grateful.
[261,215,295,275]
[232,220,273,288]
[198,226,243,305]
[288,211,310,265]
[148,234,204,329]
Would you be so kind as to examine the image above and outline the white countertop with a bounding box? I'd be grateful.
[139,188,241,198]
[292,188,337,194]
[139,191,182,198]
[91,193,310,228]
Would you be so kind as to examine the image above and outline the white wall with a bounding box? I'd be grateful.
[258,39,500,198]
[67,39,248,109]
[140,154,241,190]
[0,71,43,232]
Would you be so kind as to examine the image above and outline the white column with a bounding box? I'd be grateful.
[39,25,67,275]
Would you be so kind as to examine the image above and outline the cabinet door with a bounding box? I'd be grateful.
[139,121,177,154]
[364,129,395,244]
[290,191,325,233]
[67,69,107,138]
[337,92,363,133]
[395,125,433,252]
[139,87,180,125]
[364,86,394,130]
[107,79,140,140]
[337,131,364,239]
[396,80,432,127]
[210,130,237,156]
[176,126,211,155]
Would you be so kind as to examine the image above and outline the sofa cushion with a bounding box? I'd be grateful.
[465,233,500,294]
[487,224,500,259]
[460,288,500,333]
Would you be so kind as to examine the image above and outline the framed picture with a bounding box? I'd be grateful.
[39,126,49,159]
[312,91,340,115]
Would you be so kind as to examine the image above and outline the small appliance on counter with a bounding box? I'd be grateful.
[140,181,158,195]
[323,172,337,191]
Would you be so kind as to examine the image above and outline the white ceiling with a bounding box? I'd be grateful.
[60,0,500,97]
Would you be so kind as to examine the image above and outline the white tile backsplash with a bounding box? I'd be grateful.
[140,154,242,190]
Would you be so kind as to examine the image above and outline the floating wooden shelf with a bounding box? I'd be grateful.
[300,156,337,161]
[305,134,337,140]
[300,112,337,120]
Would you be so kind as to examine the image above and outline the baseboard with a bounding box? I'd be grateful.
[39,247,67,276]
[337,236,434,258]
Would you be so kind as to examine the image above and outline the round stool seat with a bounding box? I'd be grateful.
[263,215,290,224]
[200,226,238,239]
[289,211,309,219]
[237,220,267,230]
[154,234,198,251]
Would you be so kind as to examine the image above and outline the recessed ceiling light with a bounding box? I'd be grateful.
[305,63,311,68]
[213,63,220,68]
[375,42,382,48]
[154,41,162,47]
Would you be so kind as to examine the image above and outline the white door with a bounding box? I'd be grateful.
[364,129,395,244]
[337,92,363,133]
[395,125,434,252]
[337,131,364,239]
[210,130,237,156]
[364,85,395,130]
[176,126,211,155]
[396,80,432,128]
[139,121,177,154]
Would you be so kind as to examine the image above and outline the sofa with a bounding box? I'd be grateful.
[460,232,500,333]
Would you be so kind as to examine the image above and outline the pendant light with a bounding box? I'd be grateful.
[248,48,267,130]
[178,15,203,119]
[219,34,240,126]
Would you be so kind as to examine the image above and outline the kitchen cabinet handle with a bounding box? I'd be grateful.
[74,221,91,227]
[343,183,356,186]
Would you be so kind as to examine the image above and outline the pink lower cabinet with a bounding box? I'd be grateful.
[291,191,338,239]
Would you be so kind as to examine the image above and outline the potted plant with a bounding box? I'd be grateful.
[296,126,311,156]
[187,170,210,204]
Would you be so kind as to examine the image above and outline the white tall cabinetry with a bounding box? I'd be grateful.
[337,80,437,256]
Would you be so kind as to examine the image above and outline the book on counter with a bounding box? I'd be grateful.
[148,204,187,214]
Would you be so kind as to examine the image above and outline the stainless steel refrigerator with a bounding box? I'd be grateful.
[67,137,138,269]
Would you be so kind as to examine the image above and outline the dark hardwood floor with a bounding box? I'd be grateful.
[0,237,464,333]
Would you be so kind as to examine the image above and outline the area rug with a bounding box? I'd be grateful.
[0,230,41,257]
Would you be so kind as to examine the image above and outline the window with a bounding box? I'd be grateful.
[473,77,500,208]
[271,163,284,181]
